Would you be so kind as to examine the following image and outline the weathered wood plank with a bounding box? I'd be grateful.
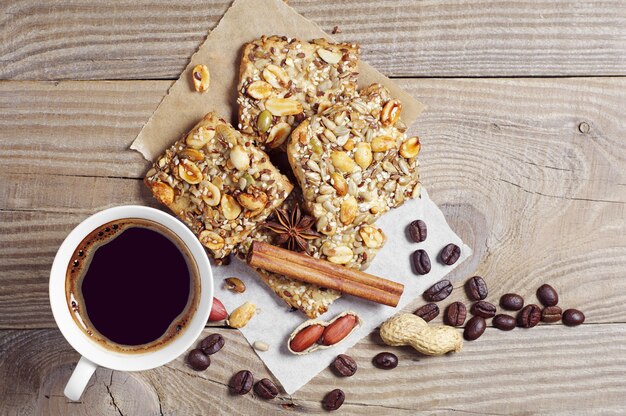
[1,0,625,79]
[0,78,625,328]
[1,325,625,415]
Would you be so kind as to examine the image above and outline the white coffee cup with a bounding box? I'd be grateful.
[49,205,213,401]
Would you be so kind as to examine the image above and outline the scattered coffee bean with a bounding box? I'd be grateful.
[254,378,278,400]
[466,276,488,300]
[323,389,345,411]
[423,280,453,302]
[373,352,398,370]
[408,219,427,242]
[562,309,585,326]
[464,316,486,341]
[493,314,516,331]
[500,293,524,311]
[518,304,541,328]
[541,306,562,323]
[471,301,497,319]
[229,370,253,395]
[200,333,225,355]
[536,284,559,307]
[444,302,467,326]
[414,303,439,322]
[331,354,357,377]
[439,243,461,265]
[187,348,210,371]
[412,249,431,275]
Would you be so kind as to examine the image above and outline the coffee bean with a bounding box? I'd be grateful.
[200,333,225,355]
[414,303,439,322]
[541,306,562,323]
[464,316,486,341]
[493,314,516,331]
[439,243,461,265]
[187,348,210,371]
[331,354,357,377]
[500,293,524,311]
[412,249,431,275]
[536,284,559,307]
[562,309,585,326]
[323,389,345,411]
[518,304,541,328]
[373,352,398,370]
[444,302,467,326]
[254,378,278,400]
[466,276,488,300]
[423,280,453,302]
[408,219,427,242]
[229,370,253,395]
[471,301,497,318]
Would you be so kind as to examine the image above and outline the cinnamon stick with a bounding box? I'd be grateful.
[247,242,403,307]
[250,241,404,296]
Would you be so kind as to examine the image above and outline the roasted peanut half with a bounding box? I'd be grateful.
[354,142,373,169]
[265,97,303,116]
[381,99,402,126]
[326,246,354,264]
[229,145,250,171]
[178,159,203,184]
[262,64,289,89]
[246,80,273,100]
[399,136,421,158]
[199,230,225,250]
[317,48,342,64]
[201,181,221,206]
[179,148,204,162]
[359,225,385,248]
[371,136,397,152]
[192,64,210,92]
[331,151,357,173]
[227,302,256,328]
[150,182,174,205]
[330,172,348,196]
[266,122,292,149]
[237,186,268,211]
[220,194,242,220]
[340,196,358,225]
[186,126,215,149]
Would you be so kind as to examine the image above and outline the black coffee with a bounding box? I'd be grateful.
[66,219,199,352]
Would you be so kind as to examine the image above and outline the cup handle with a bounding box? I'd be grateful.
[64,356,98,401]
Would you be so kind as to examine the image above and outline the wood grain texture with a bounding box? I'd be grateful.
[1,0,626,79]
[1,325,625,415]
[1,78,624,329]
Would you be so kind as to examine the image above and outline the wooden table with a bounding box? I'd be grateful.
[2,1,625,414]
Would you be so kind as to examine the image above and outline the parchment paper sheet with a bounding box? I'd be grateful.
[212,188,471,394]
[128,0,468,395]
[130,0,425,160]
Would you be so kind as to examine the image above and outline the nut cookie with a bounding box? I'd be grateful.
[237,35,359,150]
[236,190,385,318]
[287,83,422,236]
[145,112,293,259]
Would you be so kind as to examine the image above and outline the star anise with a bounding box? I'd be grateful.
[262,205,320,253]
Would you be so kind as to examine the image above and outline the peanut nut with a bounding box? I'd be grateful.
[202,181,221,206]
[179,148,204,162]
[325,245,354,264]
[150,182,174,205]
[192,64,210,92]
[178,159,203,184]
[266,122,292,149]
[230,145,250,171]
[354,142,373,169]
[339,196,357,225]
[199,230,225,250]
[399,136,421,158]
[359,225,385,248]
[265,97,303,116]
[371,135,397,152]
[381,99,402,126]
[262,64,289,89]
[237,186,268,211]
[379,313,463,356]
[220,194,242,220]
[224,277,246,293]
[330,151,356,173]
[227,301,256,328]
[330,172,348,196]
[289,324,324,353]
[321,314,357,346]
[186,126,215,149]
[246,80,273,100]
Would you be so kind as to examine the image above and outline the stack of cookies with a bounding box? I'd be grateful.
[145,35,421,318]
